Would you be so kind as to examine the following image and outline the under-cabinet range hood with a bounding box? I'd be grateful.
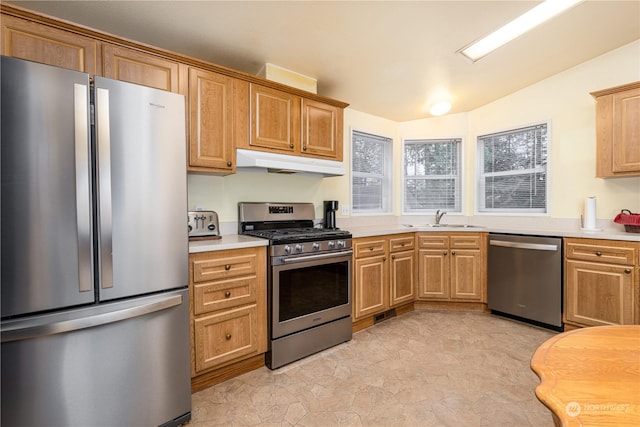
[236,149,345,177]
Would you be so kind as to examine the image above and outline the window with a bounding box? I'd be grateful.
[477,123,548,213]
[403,138,461,213]
[351,130,392,214]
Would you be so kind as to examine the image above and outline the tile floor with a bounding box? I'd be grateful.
[189,310,556,427]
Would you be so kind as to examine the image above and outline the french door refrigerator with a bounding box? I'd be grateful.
[1,56,191,427]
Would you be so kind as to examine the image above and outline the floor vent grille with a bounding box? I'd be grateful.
[374,309,396,324]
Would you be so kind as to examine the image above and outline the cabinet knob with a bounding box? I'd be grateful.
[289,143,294,149]
[383,257,386,261]
[369,247,374,251]
[225,264,231,271]
[227,161,232,167]
[624,268,632,274]
[595,251,602,256]
[392,255,396,260]
[443,251,448,256]
[225,333,232,340]
[451,251,456,255]
[224,291,231,298]
[302,145,307,151]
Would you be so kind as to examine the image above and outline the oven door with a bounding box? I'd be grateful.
[271,250,352,339]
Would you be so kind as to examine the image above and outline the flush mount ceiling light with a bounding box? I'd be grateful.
[429,101,452,116]
[459,0,584,62]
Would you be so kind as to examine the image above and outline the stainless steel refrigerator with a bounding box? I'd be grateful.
[1,56,191,427]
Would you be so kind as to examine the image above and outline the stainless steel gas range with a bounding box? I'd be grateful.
[239,202,352,369]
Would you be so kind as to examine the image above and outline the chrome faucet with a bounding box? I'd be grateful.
[435,209,447,224]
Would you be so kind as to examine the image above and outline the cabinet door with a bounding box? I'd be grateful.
[390,250,415,306]
[193,304,259,373]
[353,255,388,319]
[565,260,635,327]
[1,15,99,74]
[301,98,342,160]
[418,249,449,300]
[450,249,483,301]
[612,87,640,173]
[188,67,248,172]
[102,44,180,92]
[249,84,300,153]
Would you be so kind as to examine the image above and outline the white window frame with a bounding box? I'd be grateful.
[402,138,462,214]
[351,129,393,215]
[476,122,550,214]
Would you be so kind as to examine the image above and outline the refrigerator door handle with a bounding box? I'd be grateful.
[1,294,183,343]
[74,83,93,293]
[96,87,114,289]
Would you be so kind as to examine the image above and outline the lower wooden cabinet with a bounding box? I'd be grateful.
[564,238,639,327]
[189,246,267,388]
[417,233,486,302]
[352,234,415,321]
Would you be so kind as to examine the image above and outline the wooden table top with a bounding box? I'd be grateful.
[531,325,640,427]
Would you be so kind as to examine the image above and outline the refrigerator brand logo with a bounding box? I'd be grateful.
[269,206,294,214]
[149,102,166,109]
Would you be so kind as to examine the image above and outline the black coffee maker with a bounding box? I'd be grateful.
[323,200,339,229]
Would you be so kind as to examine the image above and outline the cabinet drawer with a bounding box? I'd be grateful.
[450,235,481,250]
[192,252,258,283]
[193,304,259,373]
[418,234,448,249]
[389,234,415,252]
[566,242,636,265]
[354,238,387,258]
[193,276,257,315]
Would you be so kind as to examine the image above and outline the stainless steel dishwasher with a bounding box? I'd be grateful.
[488,234,563,330]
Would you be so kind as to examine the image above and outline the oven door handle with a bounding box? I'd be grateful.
[282,250,353,264]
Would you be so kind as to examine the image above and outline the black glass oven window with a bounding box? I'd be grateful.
[278,260,349,322]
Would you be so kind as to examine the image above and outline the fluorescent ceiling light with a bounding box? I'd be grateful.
[459,0,583,62]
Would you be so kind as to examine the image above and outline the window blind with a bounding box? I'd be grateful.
[478,124,548,213]
[352,131,392,213]
[403,138,461,212]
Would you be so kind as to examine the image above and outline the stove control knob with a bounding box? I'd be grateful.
[328,241,336,248]
[295,244,304,253]
[312,242,321,251]
[337,240,346,249]
[284,246,292,254]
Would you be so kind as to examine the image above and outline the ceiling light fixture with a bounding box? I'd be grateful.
[459,0,583,62]
[429,101,452,116]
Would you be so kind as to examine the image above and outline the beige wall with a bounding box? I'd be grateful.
[188,40,640,228]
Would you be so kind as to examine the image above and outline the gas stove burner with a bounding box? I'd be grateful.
[243,227,351,244]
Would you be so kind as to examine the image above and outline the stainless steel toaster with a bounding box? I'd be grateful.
[188,211,219,238]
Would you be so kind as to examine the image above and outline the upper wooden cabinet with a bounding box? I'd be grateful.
[243,83,343,161]
[302,98,342,159]
[187,67,248,174]
[1,15,100,74]
[248,84,301,154]
[591,82,640,177]
[102,44,181,93]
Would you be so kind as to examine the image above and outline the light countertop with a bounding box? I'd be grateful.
[189,223,639,253]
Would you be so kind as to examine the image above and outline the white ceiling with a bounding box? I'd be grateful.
[10,1,640,121]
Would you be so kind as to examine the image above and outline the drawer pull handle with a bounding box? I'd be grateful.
[401,243,406,246]
[225,333,232,340]
[624,269,632,274]
[225,264,231,271]
[595,251,602,256]
[224,291,231,298]
[369,247,374,251]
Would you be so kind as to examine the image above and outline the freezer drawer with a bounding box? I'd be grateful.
[1,289,191,427]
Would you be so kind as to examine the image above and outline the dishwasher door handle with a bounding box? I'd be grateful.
[489,240,558,251]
